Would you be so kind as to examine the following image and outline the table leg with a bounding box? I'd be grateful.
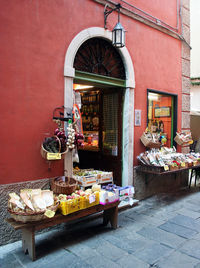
[21,228,36,261]
[189,169,194,188]
[195,170,197,187]
[103,205,118,229]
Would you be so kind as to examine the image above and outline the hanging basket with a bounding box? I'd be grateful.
[41,136,68,160]
[51,177,78,195]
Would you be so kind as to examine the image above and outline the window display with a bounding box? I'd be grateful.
[147,91,174,147]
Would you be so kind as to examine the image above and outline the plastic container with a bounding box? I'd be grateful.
[83,192,99,209]
[59,197,85,215]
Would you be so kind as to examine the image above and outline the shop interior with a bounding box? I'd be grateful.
[73,83,123,185]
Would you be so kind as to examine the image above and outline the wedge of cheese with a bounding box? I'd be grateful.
[9,193,25,210]
[32,193,46,210]
[41,190,54,207]
[20,192,35,211]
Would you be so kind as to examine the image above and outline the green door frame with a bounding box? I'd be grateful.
[74,71,126,88]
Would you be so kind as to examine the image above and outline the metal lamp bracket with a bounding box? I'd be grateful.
[104,3,121,29]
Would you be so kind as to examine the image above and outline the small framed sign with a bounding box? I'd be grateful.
[154,106,171,118]
[135,109,141,126]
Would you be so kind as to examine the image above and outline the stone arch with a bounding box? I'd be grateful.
[64,27,135,186]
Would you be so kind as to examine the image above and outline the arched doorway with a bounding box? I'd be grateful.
[64,27,135,186]
[73,37,125,185]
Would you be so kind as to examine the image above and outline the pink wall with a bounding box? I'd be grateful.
[0,0,182,183]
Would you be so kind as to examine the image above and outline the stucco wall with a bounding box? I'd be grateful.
[0,0,183,183]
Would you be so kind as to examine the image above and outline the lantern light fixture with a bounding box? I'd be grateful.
[104,3,126,48]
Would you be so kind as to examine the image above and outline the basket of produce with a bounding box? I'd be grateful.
[41,129,68,160]
[8,189,59,223]
[51,176,78,195]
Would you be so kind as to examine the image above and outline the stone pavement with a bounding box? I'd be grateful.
[2,188,200,268]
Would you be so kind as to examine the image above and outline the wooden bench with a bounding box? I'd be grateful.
[6,201,119,261]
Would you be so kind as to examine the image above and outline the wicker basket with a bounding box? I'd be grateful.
[41,136,68,160]
[140,133,161,149]
[8,202,59,223]
[51,177,78,195]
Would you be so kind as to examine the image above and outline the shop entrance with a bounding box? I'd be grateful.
[72,37,126,185]
[64,27,135,186]
[74,84,123,185]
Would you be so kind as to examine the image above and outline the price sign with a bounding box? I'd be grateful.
[164,165,169,171]
[181,162,185,167]
[89,194,96,204]
[47,153,61,160]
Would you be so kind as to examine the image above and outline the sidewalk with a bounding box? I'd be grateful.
[1,187,200,268]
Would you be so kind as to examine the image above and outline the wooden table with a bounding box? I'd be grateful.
[136,164,200,187]
[6,201,119,261]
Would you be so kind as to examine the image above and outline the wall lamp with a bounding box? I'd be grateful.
[104,3,125,48]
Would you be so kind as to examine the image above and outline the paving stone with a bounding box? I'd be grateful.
[177,208,200,219]
[133,242,172,265]
[118,214,135,228]
[0,253,23,268]
[94,240,128,262]
[155,250,200,268]
[116,253,149,268]
[103,233,154,253]
[191,232,200,240]
[36,251,93,268]
[159,221,198,239]
[183,202,200,212]
[80,235,106,249]
[127,212,165,226]
[137,226,186,248]
[187,197,200,206]
[11,247,72,268]
[169,214,200,232]
[66,243,100,260]
[150,209,178,222]
[103,226,141,240]
[179,239,200,260]
[84,255,121,268]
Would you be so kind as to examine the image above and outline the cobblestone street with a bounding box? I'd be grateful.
[1,187,200,268]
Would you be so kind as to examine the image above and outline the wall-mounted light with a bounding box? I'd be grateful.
[104,3,125,48]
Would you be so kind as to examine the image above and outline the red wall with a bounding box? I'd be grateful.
[0,0,182,183]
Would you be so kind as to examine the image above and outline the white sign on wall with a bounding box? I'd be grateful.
[135,109,141,126]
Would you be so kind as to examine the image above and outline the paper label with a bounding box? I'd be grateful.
[89,194,96,204]
[47,153,61,160]
[164,165,169,171]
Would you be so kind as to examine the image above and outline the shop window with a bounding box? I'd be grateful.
[147,90,177,147]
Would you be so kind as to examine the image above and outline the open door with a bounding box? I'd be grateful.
[77,87,123,185]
